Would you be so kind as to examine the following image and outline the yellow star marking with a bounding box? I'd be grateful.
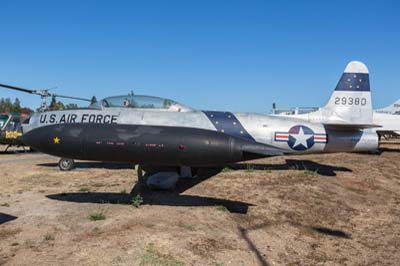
[53,137,60,144]
[233,122,237,125]
[221,129,225,133]
[240,130,244,134]
[215,121,219,125]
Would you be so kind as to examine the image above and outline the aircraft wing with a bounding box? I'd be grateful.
[241,143,285,157]
[376,130,400,136]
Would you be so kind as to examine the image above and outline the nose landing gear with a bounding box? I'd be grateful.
[58,158,75,171]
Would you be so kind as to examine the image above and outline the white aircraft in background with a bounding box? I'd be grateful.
[272,61,400,138]
[375,99,400,115]
[373,99,400,136]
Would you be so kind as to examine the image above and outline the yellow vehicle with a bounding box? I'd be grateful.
[0,113,30,152]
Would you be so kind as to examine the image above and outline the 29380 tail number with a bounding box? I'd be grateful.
[334,97,367,106]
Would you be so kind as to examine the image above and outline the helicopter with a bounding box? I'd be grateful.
[0,83,92,152]
[0,112,30,152]
[0,83,92,111]
[19,61,381,190]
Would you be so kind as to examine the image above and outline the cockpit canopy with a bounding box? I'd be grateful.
[0,114,9,130]
[90,95,194,112]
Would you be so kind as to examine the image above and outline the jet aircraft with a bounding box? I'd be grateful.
[21,61,380,189]
[373,99,400,137]
[376,99,400,115]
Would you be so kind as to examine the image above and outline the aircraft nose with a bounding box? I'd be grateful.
[20,129,38,148]
[20,125,53,152]
[20,124,86,158]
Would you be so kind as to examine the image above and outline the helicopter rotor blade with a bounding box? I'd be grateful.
[0,83,92,102]
[51,93,92,102]
[0,83,36,94]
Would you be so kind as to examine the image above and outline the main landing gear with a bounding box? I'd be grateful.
[58,158,75,171]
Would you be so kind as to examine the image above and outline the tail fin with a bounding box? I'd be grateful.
[376,99,400,115]
[322,61,373,125]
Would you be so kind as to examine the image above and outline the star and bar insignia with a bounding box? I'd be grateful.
[275,125,327,151]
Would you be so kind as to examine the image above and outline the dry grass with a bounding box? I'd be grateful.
[0,141,400,265]
[0,228,22,239]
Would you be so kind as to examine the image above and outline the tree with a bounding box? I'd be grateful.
[48,95,65,111]
[65,103,78,109]
[48,95,57,111]
[13,98,21,113]
[20,107,34,114]
[0,98,13,113]
[0,97,33,114]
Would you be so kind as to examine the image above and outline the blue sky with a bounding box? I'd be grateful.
[0,0,399,112]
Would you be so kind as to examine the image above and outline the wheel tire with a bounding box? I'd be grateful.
[59,158,75,171]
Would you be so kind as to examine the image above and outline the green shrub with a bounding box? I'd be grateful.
[89,212,106,221]
[131,194,144,208]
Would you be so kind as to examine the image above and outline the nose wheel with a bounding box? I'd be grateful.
[59,158,75,171]
[137,165,146,186]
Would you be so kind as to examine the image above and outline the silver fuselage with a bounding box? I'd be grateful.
[23,107,379,154]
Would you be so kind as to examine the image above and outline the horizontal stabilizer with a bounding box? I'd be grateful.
[323,122,381,130]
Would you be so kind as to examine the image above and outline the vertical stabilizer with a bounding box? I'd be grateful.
[322,61,373,124]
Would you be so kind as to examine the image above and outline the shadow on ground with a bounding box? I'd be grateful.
[46,192,252,214]
[0,148,35,155]
[238,224,271,266]
[39,159,350,177]
[229,159,351,176]
[379,147,400,154]
[0,213,17,225]
[45,160,350,214]
[235,222,352,266]
[47,166,251,213]
[311,226,352,239]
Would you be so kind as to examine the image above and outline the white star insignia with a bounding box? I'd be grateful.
[291,127,312,149]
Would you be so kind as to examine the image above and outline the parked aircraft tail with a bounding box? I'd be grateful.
[321,61,377,128]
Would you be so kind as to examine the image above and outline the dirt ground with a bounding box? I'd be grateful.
[0,141,399,266]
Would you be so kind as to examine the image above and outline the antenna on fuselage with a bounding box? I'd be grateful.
[272,103,277,114]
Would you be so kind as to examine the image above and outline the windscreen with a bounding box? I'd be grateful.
[0,114,10,129]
